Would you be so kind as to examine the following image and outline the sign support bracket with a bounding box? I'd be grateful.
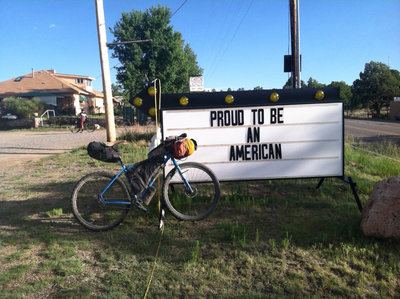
[316,177,362,212]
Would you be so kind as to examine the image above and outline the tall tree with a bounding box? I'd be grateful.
[328,81,352,109]
[352,61,400,116]
[306,77,326,88]
[110,5,202,96]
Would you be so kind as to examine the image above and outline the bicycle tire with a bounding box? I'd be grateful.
[69,125,81,133]
[71,172,131,231]
[85,123,96,133]
[162,162,220,221]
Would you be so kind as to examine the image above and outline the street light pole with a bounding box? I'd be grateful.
[95,0,116,142]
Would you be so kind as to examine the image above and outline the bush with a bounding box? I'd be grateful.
[1,97,46,118]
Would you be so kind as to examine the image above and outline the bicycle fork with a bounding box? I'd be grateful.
[172,159,194,194]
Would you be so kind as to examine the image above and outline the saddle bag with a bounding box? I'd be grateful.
[87,142,121,163]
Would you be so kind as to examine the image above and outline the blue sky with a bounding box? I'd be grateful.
[0,0,399,92]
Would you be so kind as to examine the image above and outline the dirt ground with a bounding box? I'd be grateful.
[0,128,129,170]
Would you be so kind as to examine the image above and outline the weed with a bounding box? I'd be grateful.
[281,232,292,250]
[44,208,63,217]
[191,240,200,263]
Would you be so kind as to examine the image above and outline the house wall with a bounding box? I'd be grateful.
[73,94,81,115]
[59,77,93,92]
[93,97,105,114]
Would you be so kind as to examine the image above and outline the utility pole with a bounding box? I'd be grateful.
[289,0,301,88]
[95,0,116,142]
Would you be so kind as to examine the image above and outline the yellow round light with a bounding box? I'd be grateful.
[148,107,156,116]
[179,96,189,106]
[132,97,143,107]
[269,92,279,102]
[315,90,325,100]
[225,94,234,104]
[147,86,156,96]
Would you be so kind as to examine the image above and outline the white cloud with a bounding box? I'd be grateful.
[49,24,56,29]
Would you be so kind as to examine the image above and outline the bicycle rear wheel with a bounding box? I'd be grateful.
[85,123,96,133]
[162,162,220,221]
[71,172,131,231]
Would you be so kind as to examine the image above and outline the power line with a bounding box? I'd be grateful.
[208,0,254,78]
[171,0,188,18]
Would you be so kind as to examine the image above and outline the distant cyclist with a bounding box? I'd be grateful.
[79,110,87,132]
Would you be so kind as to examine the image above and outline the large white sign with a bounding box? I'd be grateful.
[162,103,343,181]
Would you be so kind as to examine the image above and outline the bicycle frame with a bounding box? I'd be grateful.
[97,154,193,206]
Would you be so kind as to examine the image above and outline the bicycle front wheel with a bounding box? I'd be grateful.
[162,162,220,221]
[71,172,131,231]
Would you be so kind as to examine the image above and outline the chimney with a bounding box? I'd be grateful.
[32,68,34,78]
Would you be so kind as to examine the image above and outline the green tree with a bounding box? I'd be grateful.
[253,86,263,90]
[352,61,400,116]
[110,5,203,96]
[306,77,326,88]
[328,81,352,109]
[111,83,124,96]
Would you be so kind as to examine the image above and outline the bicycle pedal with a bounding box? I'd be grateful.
[134,200,148,213]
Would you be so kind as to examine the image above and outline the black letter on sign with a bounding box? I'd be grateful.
[270,108,277,124]
[238,110,244,125]
[251,109,257,125]
[224,110,230,126]
[278,108,284,123]
[229,146,235,161]
[217,111,224,126]
[210,111,216,127]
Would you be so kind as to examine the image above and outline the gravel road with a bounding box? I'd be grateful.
[0,128,118,170]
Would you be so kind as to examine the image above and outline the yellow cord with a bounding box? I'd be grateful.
[143,79,164,299]
[143,225,164,299]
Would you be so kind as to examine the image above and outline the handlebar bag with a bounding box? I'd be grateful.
[172,138,197,159]
[87,141,120,163]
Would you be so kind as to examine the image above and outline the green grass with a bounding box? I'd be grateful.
[0,139,399,297]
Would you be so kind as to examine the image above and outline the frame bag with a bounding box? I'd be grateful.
[127,156,164,203]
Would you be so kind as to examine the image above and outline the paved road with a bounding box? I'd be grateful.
[0,129,111,169]
[345,119,400,145]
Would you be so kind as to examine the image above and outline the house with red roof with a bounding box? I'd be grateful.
[0,69,106,115]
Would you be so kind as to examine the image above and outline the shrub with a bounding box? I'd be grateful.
[1,97,46,118]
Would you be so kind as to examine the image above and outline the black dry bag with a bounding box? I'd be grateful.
[87,142,120,163]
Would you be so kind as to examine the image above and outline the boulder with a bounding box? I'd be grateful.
[361,176,400,240]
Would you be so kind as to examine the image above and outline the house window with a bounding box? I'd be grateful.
[76,78,84,84]
[86,80,92,87]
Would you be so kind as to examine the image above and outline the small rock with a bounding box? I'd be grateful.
[361,176,400,240]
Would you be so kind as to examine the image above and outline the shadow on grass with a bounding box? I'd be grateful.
[0,174,393,259]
